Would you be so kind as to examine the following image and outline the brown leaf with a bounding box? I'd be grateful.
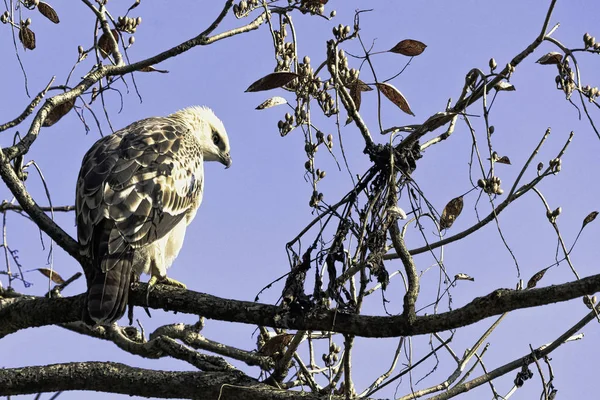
[582,211,599,229]
[353,79,372,92]
[376,83,415,116]
[389,39,427,56]
[440,196,463,229]
[536,52,563,65]
[98,29,119,59]
[526,267,549,289]
[256,96,287,110]
[346,78,373,112]
[245,72,298,92]
[43,98,76,127]
[258,334,294,356]
[496,156,511,165]
[19,25,36,50]
[36,268,65,284]
[139,65,169,73]
[349,83,362,111]
[38,1,60,24]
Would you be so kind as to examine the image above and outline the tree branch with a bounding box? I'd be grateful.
[396,0,558,150]
[0,77,54,132]
[0,149,82,263]
[3,273,600,339]
[0,361,351,399]
[0,1,268,269]
[2,0,266,162]
[389,221,419,322]
[428,302,592,400]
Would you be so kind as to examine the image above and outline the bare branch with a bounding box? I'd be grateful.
[0,361,350,399]
[389,221,419,322]
[4,274,600,339]
[0,149,82,263]
[428,303,595,400]
[0,77,54,132]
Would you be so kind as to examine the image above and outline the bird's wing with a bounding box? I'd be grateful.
[76,116,204,271]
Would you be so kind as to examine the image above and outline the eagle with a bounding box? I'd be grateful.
[75,106,231,324]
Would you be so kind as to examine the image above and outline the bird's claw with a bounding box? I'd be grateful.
[146,276,187,305]
[160,277,187,289]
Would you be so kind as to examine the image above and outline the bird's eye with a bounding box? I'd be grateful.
[212,133,220,146]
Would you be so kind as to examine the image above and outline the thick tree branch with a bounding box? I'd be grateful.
[0,361,351,399]
[3,273,600,339]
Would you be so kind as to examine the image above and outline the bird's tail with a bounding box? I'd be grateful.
[86,253,134,324]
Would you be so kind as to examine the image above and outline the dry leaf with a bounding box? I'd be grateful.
[496,156,511,165]
[139,65,169,73]
[582,211,598,229]
[526,267,549,289]
[245,72,298,92]
[455,273,475,282]
[256,96,287,110]
[37,268,65,284]
[258,334,294,356]
[19,25,36,50]
[38,1,59,24]
[440,196,463,229]
[376,82,415,116]
[352,79,372,92]
[389,39,427,56]
[346,79,372,112]
[98,29,119,59]
[494,81,515,91]
[536,52,563,65]
[349,83,362,111]
[43,98,75,127]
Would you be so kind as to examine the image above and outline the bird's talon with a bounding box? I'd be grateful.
[162,277,187,289]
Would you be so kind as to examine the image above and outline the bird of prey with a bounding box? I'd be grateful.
[76,106,231,324]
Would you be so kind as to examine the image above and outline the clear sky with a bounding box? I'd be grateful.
[1,1,600,399]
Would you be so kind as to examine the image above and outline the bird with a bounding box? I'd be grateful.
[75,106,231,325]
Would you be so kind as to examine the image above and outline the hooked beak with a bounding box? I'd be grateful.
[220,153,232,169]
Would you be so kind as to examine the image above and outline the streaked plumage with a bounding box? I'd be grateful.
[76,106,231,324]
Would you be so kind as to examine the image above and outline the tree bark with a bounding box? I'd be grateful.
[2,273,600,339]
[0,361,349,399]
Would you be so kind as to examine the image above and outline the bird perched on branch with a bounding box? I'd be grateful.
[76,106,231,324]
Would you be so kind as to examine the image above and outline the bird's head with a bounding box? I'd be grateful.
[172,106,232,168]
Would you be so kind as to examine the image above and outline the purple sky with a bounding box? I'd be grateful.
[2,1,600,399]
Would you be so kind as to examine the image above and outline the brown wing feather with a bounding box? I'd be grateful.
[76,117,204,324]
